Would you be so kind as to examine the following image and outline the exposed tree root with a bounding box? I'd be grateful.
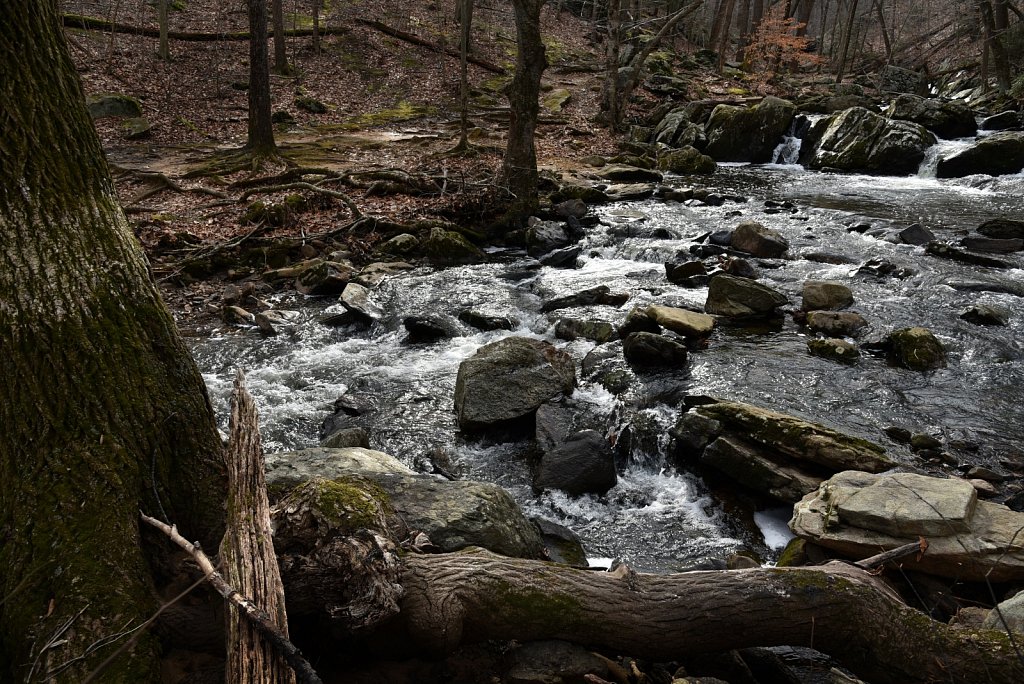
[239,181,362,219]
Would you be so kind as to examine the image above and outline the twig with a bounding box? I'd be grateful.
[855,539,927,571]
[139,512,323,684]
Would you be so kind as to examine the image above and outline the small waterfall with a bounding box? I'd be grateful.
[917,138,974,178]
[769,115,819,165]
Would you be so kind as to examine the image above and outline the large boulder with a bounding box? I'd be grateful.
[653,107,707,148]
[265,447,547,559]
[731,221,789,258]
[884,94,976,139]
[526,219,572,257]
[701,435,823,502]
[454,337,576,431]
[594,164,663,183]
[935,132,1024,178]
[658,146,716,175]
[801,107,936,174]
[704,96,796,163]
[86,93,143,119]
[534,429,616,496]
[878,65,928,95]
[790,471,1024,581]
[424,226,485,265]
[705,274,788,318]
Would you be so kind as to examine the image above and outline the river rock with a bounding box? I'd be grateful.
[594,164,663,183]
[295,259,353,296]
[884,94,976,139]
[532,519,587,567]
[403,315,458,342]
[719,256,757,279]
[888,326,946,371]
[424,226,485,265]
[808,338,859,364]
[805,311,869,337]
[552,198,588,219]
[319,427,371,449]
[673,398,892,474]
[981,591,1024,633]
[898,223,937,246]
[935,132,1024,177]
[353,261,414,288]
[458,309,517,331]
[802,281,853,311]
[731,221,789,258]
[646,305,716,339]
[505,640,618,684]
[704,96,796,163]
[665,259,709,287]
[622,331,688,367]
[554,318,617,343]
[925,242,1011,268]
[618,306,662,337]
[526,219,572,256]
[980,111,1022,131]
[960,304,1010,326]
[454,337,576,431]
[534,429,617,496]
[340,282,384,323]
[978,217,1024,240]
[254,309,300,336]
[705,274,788,318]
[878,65,928,95]
[802,107,936,175]
[790,470,1024,581]
[379,233,420,256]
[701,435,823,502]
[540,285,628,313]
[604,183,657,201]
[960,235,1024,253]
[267,446,547,558]
[539,245,583,268]
[658,146,717,175]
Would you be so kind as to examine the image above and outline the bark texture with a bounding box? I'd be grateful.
[220,372,295,684]
[247,0,277,155]
[395,549,1024,684]
[499,0,547,219]
[0,2,225,680]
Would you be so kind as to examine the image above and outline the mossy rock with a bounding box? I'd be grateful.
[808,337,860,365]
[542,88,572,113]
[658,146,716,175]
[122,117,152,140]
[889,326,947,371]
[272,109,296,124]
[550,184,610,204]
[87,93,142,119]
[295,95,328,113]
[776,537,809,567]
[424,227,485,265]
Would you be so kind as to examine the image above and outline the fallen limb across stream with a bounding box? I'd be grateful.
[280,539,1023,683]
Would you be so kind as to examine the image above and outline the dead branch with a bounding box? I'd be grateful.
[139,513,322,684]
[354,19,506,74]
[239,182,362,218]
[854,539,928,571]
[64,14,349,42]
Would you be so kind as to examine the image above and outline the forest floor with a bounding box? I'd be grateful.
[64,0,814,323]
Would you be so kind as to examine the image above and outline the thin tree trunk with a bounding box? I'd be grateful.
[604,0,623,130]
[158,0,169,59]
[313,0,321,55]
[498,0,547,221]
[457,0,474,148]
[734,0,751,61]
[871,0,892,63]
[221,372,295,684]
[835,0,859,82]
[0,1,226,680]
[247,0,277,156]
[273,0,289,73]
[976,0,1011,92]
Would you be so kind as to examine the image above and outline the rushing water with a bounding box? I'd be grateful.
[189,161,1024,573]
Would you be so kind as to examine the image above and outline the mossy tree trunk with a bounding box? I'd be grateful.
[0,2,225,681]
[248,0,277,156]
[499,0,547,221]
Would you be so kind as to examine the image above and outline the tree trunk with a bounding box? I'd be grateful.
[158,0,170,60]
[457,0,474,148]
[835,0,859,82]
[390,550,1023,684]
[976,0,1011,92]
[221,372,295,684]
[248,0,277,156]
[604,0,623,131]
[272,0,289,74]
[498,0,548,221]
[313,0,322,55]
[0,2,226,681]
[871,0,893,63]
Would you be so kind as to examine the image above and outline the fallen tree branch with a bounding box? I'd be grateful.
[354,19,505,74]
[854,539,927,571]
[63,14,349,42]
[140,512,322,684]
[239,181,362,218]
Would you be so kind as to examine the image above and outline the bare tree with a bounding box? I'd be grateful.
[247,0,277,158]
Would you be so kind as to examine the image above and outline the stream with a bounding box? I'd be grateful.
[188,156,1024,573]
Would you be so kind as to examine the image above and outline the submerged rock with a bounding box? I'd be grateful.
[554,318,617,343]
[805,311,869,337]
[888,326,947,371]
[960,304,1010,326]
[790,471,1024,581]
[454,337,575,431]
[978,217,1024,240]
[808,337,860,364]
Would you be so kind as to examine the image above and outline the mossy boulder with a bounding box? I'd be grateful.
[551,184,611,204]
[888,326,946,371]
[542,88,571,112]
[87,93,142,119]
[704,96,796,163]
[884,94,976,139]
[658,146,716,175]
[295,95,328,113]
[801,107,936,174]
[424,226,485,265]
[122,117,152,140]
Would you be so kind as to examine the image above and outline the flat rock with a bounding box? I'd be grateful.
[646,305,716,338]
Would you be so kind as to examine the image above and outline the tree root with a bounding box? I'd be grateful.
[239,182,362,219]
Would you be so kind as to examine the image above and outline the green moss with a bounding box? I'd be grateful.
[483,577,583,630]
[310,477,392,533]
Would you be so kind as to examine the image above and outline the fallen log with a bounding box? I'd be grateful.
[270,479,1024,684]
